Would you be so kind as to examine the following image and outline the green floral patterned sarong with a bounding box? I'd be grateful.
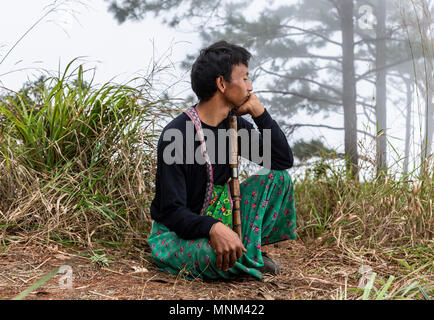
[205,184,233,228]
[148,168,296,280]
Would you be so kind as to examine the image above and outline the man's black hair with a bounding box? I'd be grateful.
[191,40,252,102]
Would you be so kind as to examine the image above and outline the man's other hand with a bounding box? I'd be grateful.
[209,222,247,271]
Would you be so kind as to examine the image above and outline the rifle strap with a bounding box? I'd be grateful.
[184,105,214,216]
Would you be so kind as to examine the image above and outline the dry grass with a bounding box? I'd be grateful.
[296,161,433,246]
[291,157,433,299]
[0,61,176,248]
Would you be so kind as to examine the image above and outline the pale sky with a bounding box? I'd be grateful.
[0,0,199,92]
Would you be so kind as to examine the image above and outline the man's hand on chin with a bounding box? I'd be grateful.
[233,93,265,118]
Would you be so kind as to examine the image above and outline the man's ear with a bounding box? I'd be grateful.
[216,76,225,93]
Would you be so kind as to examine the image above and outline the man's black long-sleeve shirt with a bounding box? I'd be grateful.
[149,106,293,240]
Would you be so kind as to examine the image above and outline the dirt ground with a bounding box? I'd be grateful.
[0,239,412,300]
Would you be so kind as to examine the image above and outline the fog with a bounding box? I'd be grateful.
[1,0,432,179]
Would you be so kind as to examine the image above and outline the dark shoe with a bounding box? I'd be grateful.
[258,253,282,275]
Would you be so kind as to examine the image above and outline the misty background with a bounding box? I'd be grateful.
[1,0,433,180]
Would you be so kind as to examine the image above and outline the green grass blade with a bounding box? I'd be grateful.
[362,272,377,300]
[376,275,395,300]
[12,266,60,300]
[400,281,419,296]
[417,285,430,300]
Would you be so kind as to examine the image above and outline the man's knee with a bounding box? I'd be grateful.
[270,169,291,184]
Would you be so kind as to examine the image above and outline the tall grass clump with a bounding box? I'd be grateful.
[0,60,169,247]
[294,156,433,267]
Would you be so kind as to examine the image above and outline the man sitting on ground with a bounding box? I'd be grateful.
[148,40,296,280]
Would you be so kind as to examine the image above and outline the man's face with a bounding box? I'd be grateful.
[221,63,253,108]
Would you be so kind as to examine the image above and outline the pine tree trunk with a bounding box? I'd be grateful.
[420,0,433,175]
[339,0,358,179]
[375,0,388,176]
[421,75,433,175]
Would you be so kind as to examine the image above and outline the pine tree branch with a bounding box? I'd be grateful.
[354,37,409,46]
[290,53,342,62]
[255,89,341,106]
[256,88,376,111]
[356,56,413,81]
[354,25,405,45]
[281,25,342,46]
[286,123,376,138]
[258,67,343,96]
[361,104,377,125]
